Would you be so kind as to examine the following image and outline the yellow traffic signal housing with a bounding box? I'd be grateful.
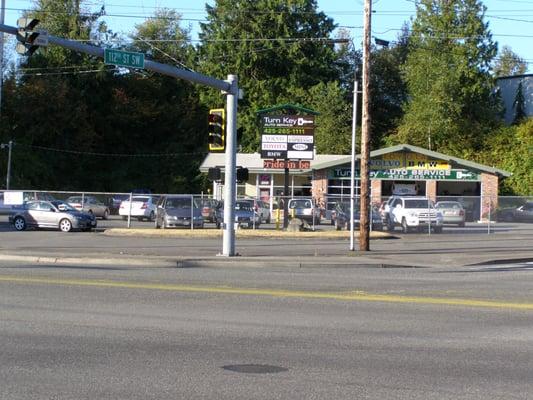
[208,108,225,152]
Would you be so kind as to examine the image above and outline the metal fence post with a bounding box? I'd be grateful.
[127,193,132,228]
[488,200,491,235]
[190,195,194,230]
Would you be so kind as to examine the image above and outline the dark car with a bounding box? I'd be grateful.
[333,201,383,231]
[9,200,97,232]
[199,198,220,222]
[108,194,130,215]
[214,201,261,229]
[154,196,204,229]
[499,202,533,223]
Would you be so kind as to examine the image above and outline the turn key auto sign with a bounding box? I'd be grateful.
[260,115,315,160]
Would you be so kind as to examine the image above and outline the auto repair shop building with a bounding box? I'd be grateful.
[200,144,510,221]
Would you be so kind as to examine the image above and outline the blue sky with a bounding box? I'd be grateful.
[3,0,532,72]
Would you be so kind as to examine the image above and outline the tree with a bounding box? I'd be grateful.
[512,81,526,125]
[394,0,499,155]
[196,0,342,152]
[493,45,527,77]
[371,24,410,148]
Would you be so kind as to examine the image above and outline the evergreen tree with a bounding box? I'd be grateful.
[196,0,342,152]
[395,0,499,155]
[512,82,526,125]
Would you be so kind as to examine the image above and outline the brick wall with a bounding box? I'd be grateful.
[312,169,328,208]
[426,180,437,202]
[481,173,499,221]
[371,180,382,206]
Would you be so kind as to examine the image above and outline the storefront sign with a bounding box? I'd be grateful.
[330,168,479,181]
[263,160,311,169]
[370,153,450,170]
[260,114,314,160]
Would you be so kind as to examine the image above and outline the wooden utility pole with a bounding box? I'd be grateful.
[359,0,372,251]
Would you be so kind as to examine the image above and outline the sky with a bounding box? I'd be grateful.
[2,0,532,72]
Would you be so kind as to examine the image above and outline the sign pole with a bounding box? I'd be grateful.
[283,166,289,229]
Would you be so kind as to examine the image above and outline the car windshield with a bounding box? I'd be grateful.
[404,199,433,209]
[289,200,312,209]
[166,198,200,209]
[436,202,462,209]
[235,202,252,211]
[51,201,76,211]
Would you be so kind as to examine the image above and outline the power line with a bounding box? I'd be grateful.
[15,143,207,158]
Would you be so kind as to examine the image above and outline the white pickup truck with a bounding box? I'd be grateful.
[387,196,443,233]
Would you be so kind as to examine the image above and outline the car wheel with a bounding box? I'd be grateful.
[103,209,109,220]
[335,219,342,231]
[13,216,26,231]
[434,226,443,233]
[59,218,73,232]
[401,218,409,233]
[216,220,221,229]
[137,217,143,222]
[148,211,155,222]
[122,216,128,221]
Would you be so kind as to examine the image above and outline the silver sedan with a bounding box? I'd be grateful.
[435,201,466,227]
[9,200,97,232]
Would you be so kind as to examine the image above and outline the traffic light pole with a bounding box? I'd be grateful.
[222,75,238,256]
[0,22,239,256]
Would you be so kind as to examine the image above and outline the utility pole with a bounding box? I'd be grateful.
[0,0,5,116]
[1,140,11,189]
[359,0,372,251]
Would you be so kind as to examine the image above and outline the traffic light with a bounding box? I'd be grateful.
[208,108,225,152]
[236,167,249,183]
[16,18,48,56]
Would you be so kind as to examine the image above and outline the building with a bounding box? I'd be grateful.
[496,74,533,124]
[200,144,511,221]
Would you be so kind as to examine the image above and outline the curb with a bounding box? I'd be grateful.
[0,253,418,269]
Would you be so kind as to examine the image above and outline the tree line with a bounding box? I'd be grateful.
[0,0,530,195]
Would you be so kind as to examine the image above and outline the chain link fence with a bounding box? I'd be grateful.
[0,189,532,235]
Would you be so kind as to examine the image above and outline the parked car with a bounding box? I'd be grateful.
[214,200,261,229]
[9,200,97,232]
[498,202,533,222]
[0,191,55,215]
[435,201,466,226]
[240,199,271,223]
[388,196,443,233]
[199,198,220,222]
[119,195,158,221]
[333,201,383,231]
[108,194,130,215]
[287,198,321,225]
[66,195,110,219]
[154,195,204,229]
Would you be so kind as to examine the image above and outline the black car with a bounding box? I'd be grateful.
[498,202,533,223]
[333,201,383,231]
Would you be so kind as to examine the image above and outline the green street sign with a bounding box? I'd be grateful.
[104,49,145,69]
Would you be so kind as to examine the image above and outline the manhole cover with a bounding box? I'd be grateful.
[222,364,288,374]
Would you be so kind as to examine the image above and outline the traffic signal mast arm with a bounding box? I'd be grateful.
[0,22,241,257]
[0,23,233,93]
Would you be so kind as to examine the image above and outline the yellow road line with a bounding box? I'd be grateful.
[0,275,531,310]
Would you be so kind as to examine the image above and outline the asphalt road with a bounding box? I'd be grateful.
[1,261,532,400]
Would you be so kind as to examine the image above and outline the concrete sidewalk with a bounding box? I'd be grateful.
[0,226,532,268]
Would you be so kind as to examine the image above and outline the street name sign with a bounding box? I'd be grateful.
[104,49,145,69]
